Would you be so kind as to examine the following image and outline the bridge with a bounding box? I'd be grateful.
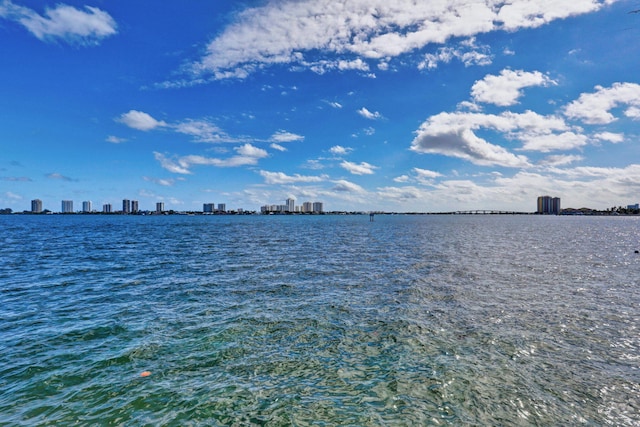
[429,210,532,215]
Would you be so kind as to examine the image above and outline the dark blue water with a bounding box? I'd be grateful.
[1,214,639,425]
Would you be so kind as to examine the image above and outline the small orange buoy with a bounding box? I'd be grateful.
[140,371,151,377]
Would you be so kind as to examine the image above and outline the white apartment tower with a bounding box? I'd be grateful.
[285,198,295,212]
[61,200,73,213]
[31,199,43,213]
[82,201,92,213]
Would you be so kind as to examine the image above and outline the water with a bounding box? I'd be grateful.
[1,214,639,426]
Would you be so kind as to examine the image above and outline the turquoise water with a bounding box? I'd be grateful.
[1,214,639,425]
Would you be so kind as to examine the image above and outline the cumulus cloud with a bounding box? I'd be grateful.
[270,143,287,151]
[409,110,578,166]
[153,152,192,175]
[332,179,366,193]
[270,130,305,143]
[0,1,117,45]
[564,82,640,124]
[340,160,378,175]
[189,0,611,80]
[259,170,327,184]
[539,154,584,166]
[419,38,492,70]
[357,107,382,120]
[175,120,234,143]
[520,131,588,152]
[414,168,442,180]
[471,69,556,106]
[155,144,268,174]
[118,110,167,131]
[594,132,624,143]
[330,145,353,155]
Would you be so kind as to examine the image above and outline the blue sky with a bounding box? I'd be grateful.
[1,0,639,212]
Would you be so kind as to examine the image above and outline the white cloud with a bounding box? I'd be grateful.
[259,171,327,184]
[332,179,366,193]
[340,160,378,175]
[118,110,167,131]
[471,69,556,106]
[270,130,305,143]
[327,101,343,109]
[410,110,578,166]
[520,131,588,152]
[330,145,352,155]
[539,154,584,166]
[625,106,640,120]
[594,132,624,143]
[419,38,492,70]
[270,143,287,151]
[190,0,609,80]
[157,144,268,173]
[174,120,233,143]
[106,135,126,144]
[153,152,191,175]
[564,82,640,124]
[357,107,382,120]
[0,1,117,45]
[394,175,410,183]
[413,168,442,180]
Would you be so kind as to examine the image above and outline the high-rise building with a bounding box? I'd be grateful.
[285,198,295,212]
[156,202,164,214]
[312,202,324,213]
[122,199,131,214]
[203,203,215,213]
[217,203,226,213]
[61,200,73,213]
[31,199,43,213]
[82,201,92,213]
[302,201,313,213]
[103,203,112,213]
[537,196,561,215]
[131,200,139,213]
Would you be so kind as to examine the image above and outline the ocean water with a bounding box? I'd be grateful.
[1,214,639,426]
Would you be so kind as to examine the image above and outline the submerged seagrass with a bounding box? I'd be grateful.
[1,214,639,425]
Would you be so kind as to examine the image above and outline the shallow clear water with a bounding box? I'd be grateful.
[1,214,639,425]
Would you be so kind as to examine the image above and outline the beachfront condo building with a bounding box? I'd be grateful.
[61,200,73,213]
[203,203,215,213]
[82,201,92,213]
[31,199,42,213]
[537,196,561,215]
[156,202,164,213]
[122,199,131,213]
[103,204,112,213]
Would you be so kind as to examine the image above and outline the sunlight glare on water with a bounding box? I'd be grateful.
[1,214,639,425]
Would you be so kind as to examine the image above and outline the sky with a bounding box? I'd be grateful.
[1,0,639,213]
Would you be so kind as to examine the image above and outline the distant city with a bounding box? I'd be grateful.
[1,196,639,216]
[3,198,325,216]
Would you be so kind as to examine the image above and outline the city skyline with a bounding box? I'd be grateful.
[1,1,639,212]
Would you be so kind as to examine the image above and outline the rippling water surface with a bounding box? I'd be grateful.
[1,214,639,425]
